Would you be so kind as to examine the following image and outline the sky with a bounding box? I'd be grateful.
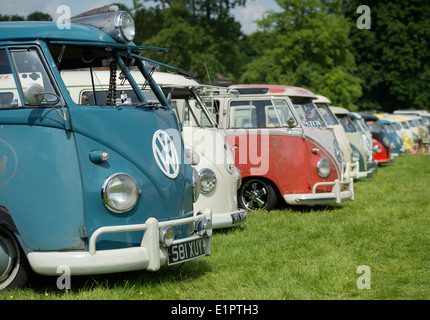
[0,0,281,34]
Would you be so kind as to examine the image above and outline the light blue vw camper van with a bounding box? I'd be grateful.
[0,6,212,290]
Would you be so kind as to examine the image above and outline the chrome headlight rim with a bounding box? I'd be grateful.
[192,167,201,202]
[199,168,217,194]
[316,158,331,179]
[374,144,383,153]
[101,172,140,214]
[114,11,135,43]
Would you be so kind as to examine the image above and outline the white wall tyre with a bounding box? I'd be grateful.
[238,178,278,211]
[0,225,29,290]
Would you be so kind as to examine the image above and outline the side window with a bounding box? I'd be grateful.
[319,106,339,126]
[339,115,357,132]
[10,48,59,105]
[265,105,280,127]
[273,100,294,126]
[202,98,220,124]
[0,49,22,108]
[229,101,257,128]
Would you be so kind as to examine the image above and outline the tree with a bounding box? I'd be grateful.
[0,14,25,21]
[143,21,226,82]
[136,0,248,82]
[241,0,362,110]
[0,11,52,21]
[344,0,430,112]
[26,11,52,21]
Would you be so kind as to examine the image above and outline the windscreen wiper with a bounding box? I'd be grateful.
[135,101,165,109]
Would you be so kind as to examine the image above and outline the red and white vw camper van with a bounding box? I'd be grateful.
[201,84,354,211]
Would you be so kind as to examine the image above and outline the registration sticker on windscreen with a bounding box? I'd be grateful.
[167,238,205,265]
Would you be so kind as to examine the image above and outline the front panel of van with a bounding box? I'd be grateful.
[301,127,342,192]
[68,106,193,250]
[227,128,312,194]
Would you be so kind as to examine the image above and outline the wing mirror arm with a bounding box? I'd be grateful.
[24,83,68,121]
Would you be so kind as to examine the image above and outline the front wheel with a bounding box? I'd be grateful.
[0,225,29,290]
[238,179,278,211]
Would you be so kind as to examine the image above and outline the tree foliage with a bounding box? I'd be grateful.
[136,0,247,83]
[2,0,428,111]
[344,0,430,112]
[135,0,428,111]
[0,11,52,21]
[240,0,362,110]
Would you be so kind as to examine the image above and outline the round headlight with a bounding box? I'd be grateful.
[199,168,217,194]
[317,159,331,178]
[72,10,136,44]
[102,173,140,213]
[192,167,201,202]
[374,144,382,153]
[115,12,135,43]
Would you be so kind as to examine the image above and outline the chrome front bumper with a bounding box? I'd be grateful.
[283,178,354,205]
[27,209,212,276]
[212,208,247,229]
[345,161,360,180]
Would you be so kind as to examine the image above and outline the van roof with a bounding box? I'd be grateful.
[359,113,379,121]
[0,21,116,44]
[229,84,317,99]
[152,72,200,87]
[385,114,407,122]
[392,114,422,121]
[314,94,332,104]
[348,112,363,119]
[379,117,395,124]
[329,106,350,115]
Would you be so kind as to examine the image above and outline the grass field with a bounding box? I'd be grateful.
[1,154,429,300]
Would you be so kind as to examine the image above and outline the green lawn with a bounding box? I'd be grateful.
[1,154,429,300]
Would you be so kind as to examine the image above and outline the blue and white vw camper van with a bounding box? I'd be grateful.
[0,6,212,290]
[58,69,246,229]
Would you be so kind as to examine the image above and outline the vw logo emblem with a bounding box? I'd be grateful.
[152,130,179,179]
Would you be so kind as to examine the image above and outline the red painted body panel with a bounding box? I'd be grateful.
[373,138,392,163]
[226,129,339,196]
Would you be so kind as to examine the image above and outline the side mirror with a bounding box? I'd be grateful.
[24,83,44,105]
[287,117,296,127]
[24,83,68,122]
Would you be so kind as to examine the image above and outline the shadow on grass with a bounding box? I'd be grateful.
[279,203,345,214]
[25,258,213,295]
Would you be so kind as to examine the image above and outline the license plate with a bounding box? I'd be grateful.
[231,211,246,224]
[167,238,205,265]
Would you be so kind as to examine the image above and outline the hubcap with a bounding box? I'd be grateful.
[0,227,19,289]
[0,236,11,279]
[241,180,269,211]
